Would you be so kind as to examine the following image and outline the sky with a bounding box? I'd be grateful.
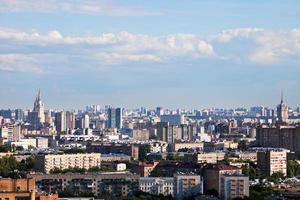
[0,0,299,110]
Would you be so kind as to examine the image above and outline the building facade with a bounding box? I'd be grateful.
[35,153,101,173]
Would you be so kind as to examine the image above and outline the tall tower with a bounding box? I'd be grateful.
[33,90,45,124]
[277,92,288,124]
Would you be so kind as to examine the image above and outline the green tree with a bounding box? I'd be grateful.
[287,160,300,178]
[138,144,151,161]
[0,144,12,152]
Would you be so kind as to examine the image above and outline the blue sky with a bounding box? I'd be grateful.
[0,0,299,109]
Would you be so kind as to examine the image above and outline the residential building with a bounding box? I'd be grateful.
[28,172,139,198]
[257,148,288,176]
[203,164,242,196]
[220,175,249,200]
[55,111,66,133]
[174,174,203,199]
[35,153,101,173]
[196,152,225,164]
[139,177,174,196]
[256,126,300,152]
[0,178,58,200]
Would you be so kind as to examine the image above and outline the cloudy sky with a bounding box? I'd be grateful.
[0,0,299,109]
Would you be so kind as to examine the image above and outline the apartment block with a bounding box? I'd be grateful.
[257,148,288,176]
[196,152,225,164]
[220,175,249,200]
[174,174,203,199]
[28,172,139,198]
[139,177,174,196]
[35,153,101,173]
[0,178,58,200]
[203,164,242,196]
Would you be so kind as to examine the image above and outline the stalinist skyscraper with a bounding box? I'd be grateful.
[33,90,45,124]
[277,92,289,124]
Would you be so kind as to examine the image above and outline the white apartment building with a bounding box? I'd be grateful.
[36,153,101,173]
[139,177,174,196]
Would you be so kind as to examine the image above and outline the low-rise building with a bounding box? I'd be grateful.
[0,178,58,200]
[171,142,204,152]
[139,177,174,196]
[196,152,225,164]
[28,172,139,198]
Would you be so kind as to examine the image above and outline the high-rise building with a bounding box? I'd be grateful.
[257,148,288,176]
[15,109,24,121]
[33,90,45,124]
[156,107,164,117]
[256,126,300,152]
[0,109,12,119]
[81,113,90,129]
[55,111,66,133]
[107,108,122,129]
[277,92,289,124]
[157,122,177,144]
[66,111,75,130]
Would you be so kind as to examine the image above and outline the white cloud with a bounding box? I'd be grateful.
[0,27,300,73]
[0,28,214,69]
[0,0,162,16]
[210,28,264,43]
[0,54,44,73]
[211,28,300,64]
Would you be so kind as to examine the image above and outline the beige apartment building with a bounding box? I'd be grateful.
[257,148,288,176]
[196,152,225,164]
[174,174,203,199]
[35,153,101,173]
[203,164,242,196]
[220,174,249,200]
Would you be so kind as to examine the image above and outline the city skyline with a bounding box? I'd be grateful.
[0,0,299,108]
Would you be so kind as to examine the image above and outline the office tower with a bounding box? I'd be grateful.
[161,114,185,125]
[27,111,40,130]
[256,126,300,152]
[156,107,164,117]
[55,111,66,133]
[157,122,177,144]
[66,111,75,130]
[44,111,54,126]
[81,113,90,129]
[174,174,203,199]
[277,92,289,124]
[220,175,249,200]
[15,109,24,121]
[107,108,122,129]
[33,90,45,124]
[257,148,288,176]
[0,109,12,119]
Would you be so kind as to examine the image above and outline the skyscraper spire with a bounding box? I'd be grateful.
[281,90,283,104]
[37,89,41,101]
